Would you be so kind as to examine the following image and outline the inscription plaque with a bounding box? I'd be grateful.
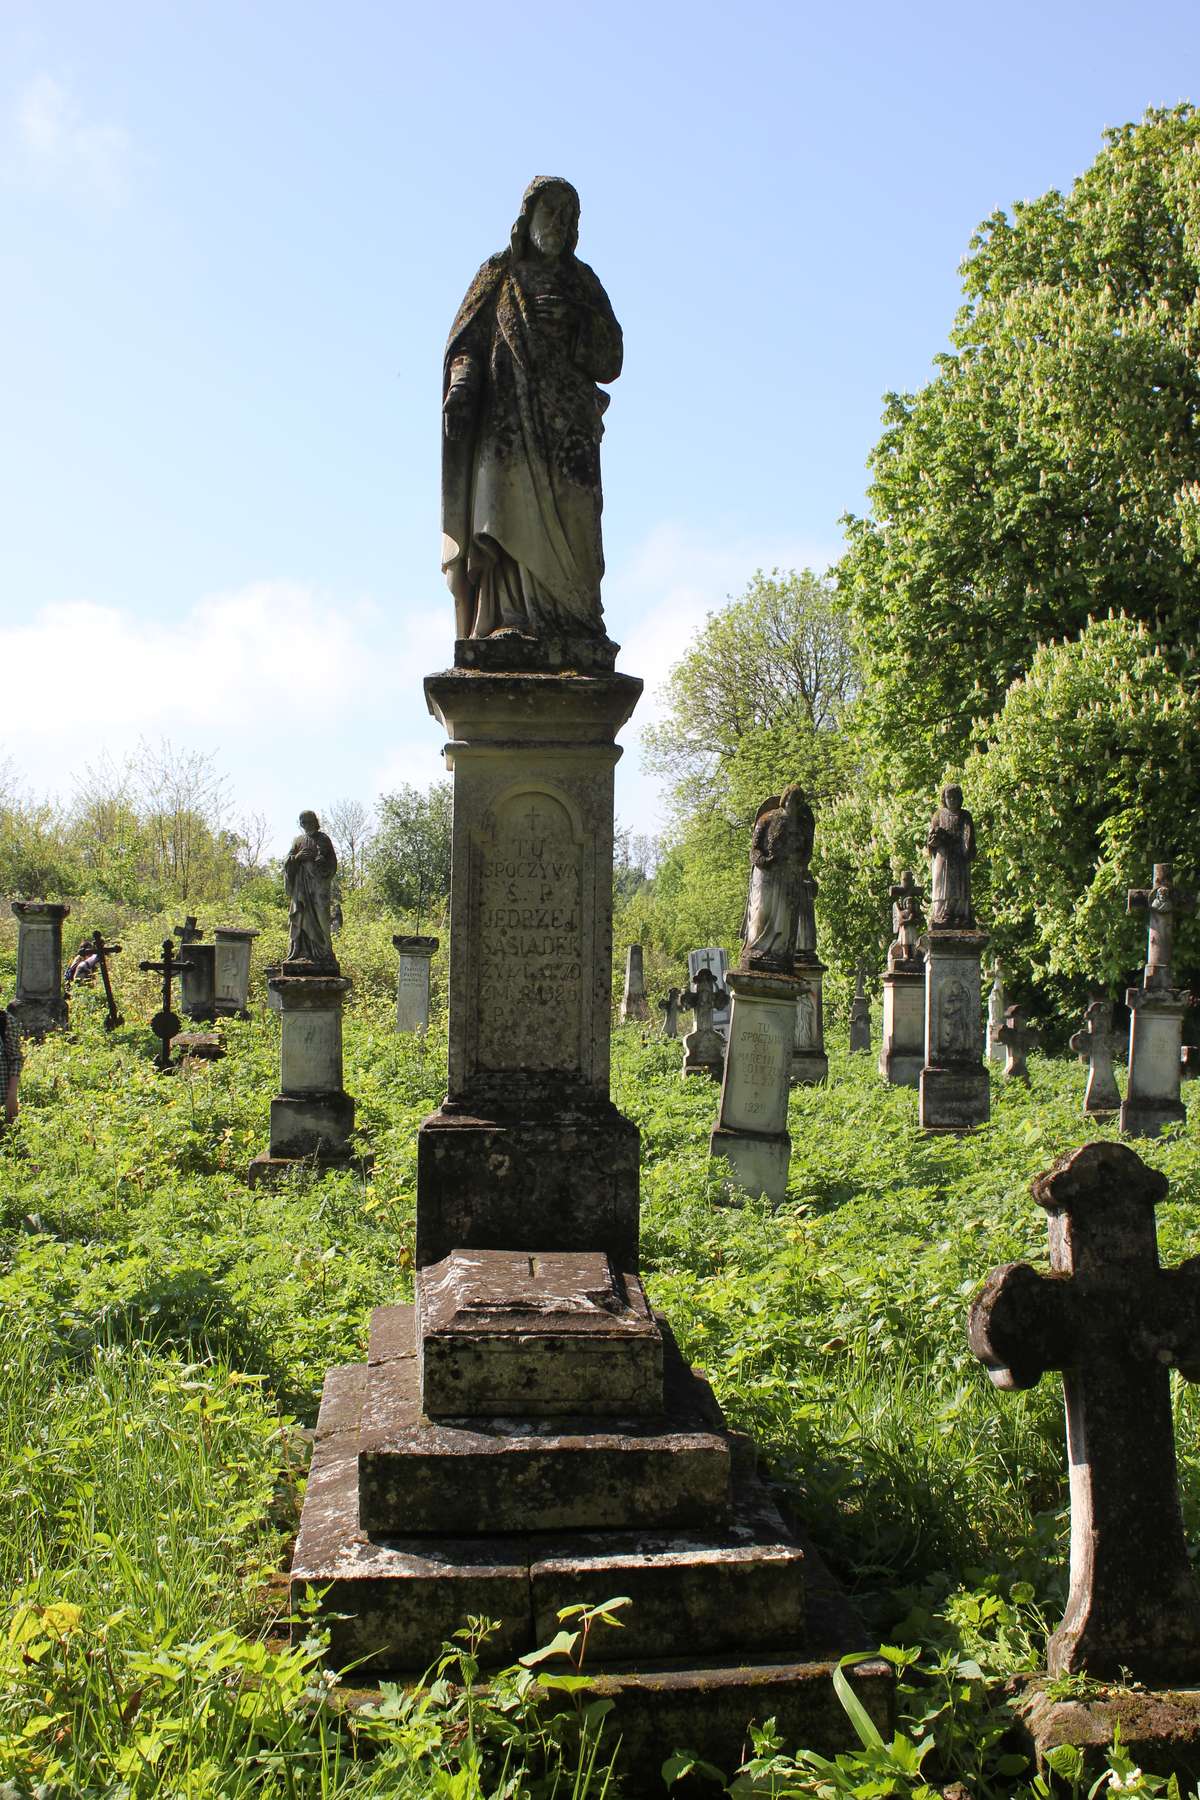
[723,1008,791,1133]
[21,929,54,996]
[282,1012,343,1093]
[475,791,583,1074]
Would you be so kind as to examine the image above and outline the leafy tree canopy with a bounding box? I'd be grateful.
[841,104,1200,789]
[369,781,452,926]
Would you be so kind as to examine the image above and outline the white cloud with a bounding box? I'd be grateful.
[9,74,133,205]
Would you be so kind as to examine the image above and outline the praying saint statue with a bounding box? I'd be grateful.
[284,811,339,970]
[926,784,976,929]
[441,177,623,649]
[741,786,815,971]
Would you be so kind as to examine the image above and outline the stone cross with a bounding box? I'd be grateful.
[659,987,681,1039]
[968,1141,1200,1682]
[1128,862,1194,991]
[682,968,716,1036]
[680,966,725,1078]
[887,871,925,968]
[173,914,203,946]
[91,929,124,1032]
[138,938,191,1072]
[991,1002,1041,1081]
[1069,1001,1122,1114]
[849,964,871,1053]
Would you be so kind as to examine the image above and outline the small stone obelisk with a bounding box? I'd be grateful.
[619,943,650,1022]
[919,785,990,1132]
[1121,862,1193,1139]
[879,871,925,1087]
[848,965,871,1053]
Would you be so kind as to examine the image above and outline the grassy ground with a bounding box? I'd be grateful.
[2,910,1200,1794]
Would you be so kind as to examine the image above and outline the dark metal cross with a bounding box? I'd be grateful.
[173,914,203,946]
[1069,1001,1122,1114]
[138,938,192,1071]
[969,1141,1200,1683]
[90,929,124,1032]
[1128,862,1194,991]
[991,1002,1041,1081]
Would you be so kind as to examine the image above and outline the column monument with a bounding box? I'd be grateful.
[1121,861,1194,1139]
[919,785,990,1131]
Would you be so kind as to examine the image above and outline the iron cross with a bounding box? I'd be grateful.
[969,1141,1200,1683]
[138,938,192,1071]
[90,929,124,1032]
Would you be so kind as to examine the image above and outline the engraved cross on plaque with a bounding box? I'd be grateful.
[969,1142,1200,1682]
[138,938,192,1072]
[1069,1001,1122,1114]
[1128,862,1194,991]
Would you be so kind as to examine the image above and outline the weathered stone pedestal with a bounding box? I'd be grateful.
[619,943,650,1022]
[710,967,798,1205]
[879,965,924,1087]
[180,942,217,1022]
[919,928,990,1132]
[1121,988,1188,1139]
[9,901,70,1039]
[790,954,827,1085]
[292,637,886,1782]
[393,935,439,1034]
[214,927,259,1018]
[249,971,360,1180]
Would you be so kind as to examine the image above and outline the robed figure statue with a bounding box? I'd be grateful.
[441,177,623,653]
[741,786,815,972]
[284,811,339,970]
[926,785,976,929]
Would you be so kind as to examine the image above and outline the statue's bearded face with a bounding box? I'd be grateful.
[529,187,575,257]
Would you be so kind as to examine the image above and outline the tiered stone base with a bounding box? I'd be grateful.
[291,1301,890,1786]
[8,995,69,1039]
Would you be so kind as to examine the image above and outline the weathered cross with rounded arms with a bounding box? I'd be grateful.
[969,1141,1200,1683]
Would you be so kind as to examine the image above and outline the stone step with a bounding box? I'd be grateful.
[358,1307,732,1535]
[292,1362,814,1671]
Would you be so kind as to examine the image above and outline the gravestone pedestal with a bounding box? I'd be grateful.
[214,927,259,1018]
[1121,988,1188,1139]
[180,943,217,1023]
[710,968,798,1205]
[9,901,70,1039]
[919,929,990,1132]
[790,953,827,1085]
[879,966,924,1087]
[249,972,361,1181]
[393,935,439,1034]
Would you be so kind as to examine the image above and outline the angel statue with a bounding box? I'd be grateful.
[741,786,815,972]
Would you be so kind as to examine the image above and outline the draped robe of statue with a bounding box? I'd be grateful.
[441,178,623,642]
[285,824,338,969]
[741,787,815,970]
[927,789,976,929]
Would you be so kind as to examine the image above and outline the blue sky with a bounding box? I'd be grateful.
[2,0,1197,852]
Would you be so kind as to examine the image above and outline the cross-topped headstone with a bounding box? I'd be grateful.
[1069,1001,1122,1114]
[969,1141,1200,1682]
[138,938,191,1072]
[1128,862,1194,991]
[991,1002,1041,1082]
[91,929,124,1032]
[680,966,725,1078]
[173,914,203,946]
[658,986,680,1039]
[849,964,871,1053]
[887,871,925,969]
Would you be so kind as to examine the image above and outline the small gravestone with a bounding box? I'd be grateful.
[1070,1001,1122,1114]
[848,965,871,1053]
[879,871,925,1087]
[394,934,439,1034]
[1122,862,1194,1139]
[214,927,260,1018]
[179,942,217,1023]
[680,967,725,1079]
[658,986,680,1039]
[970,1141,1200,1695]
[138,938,191,1072]
[919,785,989,1132]
[986,964,1006,1064]
[9,901,71,1040]
[687,948,731,1036]
[992,1002,1040,1081]
[619,943,650,1022]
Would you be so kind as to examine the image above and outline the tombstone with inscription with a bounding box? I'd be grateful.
[214,927,260,1018]
[919,786,990,1132]
[8,901,71,1040]
[658,986,680,1039]
[290,185,887,1776]
[986,963,1006,1064]
[1122,862,1194,1139]
[1070,1000,1122,1115]
[879,871,925,1087]
[394,935,439,1034]
[619,943,650,1023]
[711,789,811,1202]
[687,948,731,1037]
[680,966,726,1079]
[992,1003,1041,1082]
[849,965,871,1054]
[250,817,362,1182]
[179,940,217,1023]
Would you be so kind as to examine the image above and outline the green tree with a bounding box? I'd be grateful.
[370,781,452,925]
[841,104,1200,789]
